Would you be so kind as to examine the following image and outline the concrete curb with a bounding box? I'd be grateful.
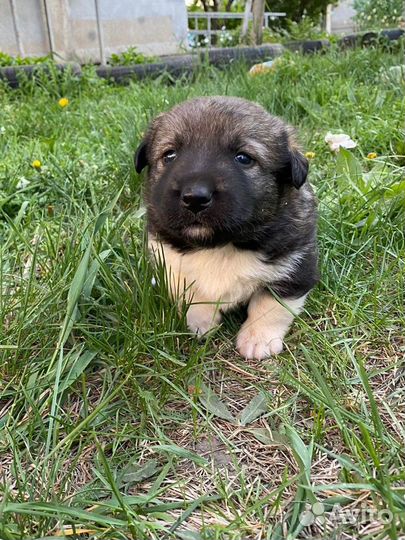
[284,39,330,53]
[0,62,81,89]
[0,28,403,88]
[338,28,405,48]
[95,44,284,82]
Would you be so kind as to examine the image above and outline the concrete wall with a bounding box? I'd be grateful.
[0,0,50,57]
[330,0,357,35]
[0,0,188,61]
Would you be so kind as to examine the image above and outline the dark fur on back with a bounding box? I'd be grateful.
[136,96,318,299]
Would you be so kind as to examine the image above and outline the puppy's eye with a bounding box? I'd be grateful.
[235,153,253,166]
[163,150,177,164]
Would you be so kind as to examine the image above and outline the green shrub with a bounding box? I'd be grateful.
[108,47,156,66]
[354,0,404,29]
[0,51,51,66]
[234,17,330,47]
[265,0,335,23]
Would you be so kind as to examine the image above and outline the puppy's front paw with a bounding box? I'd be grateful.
[187,303,222,337]
[236,322,284,360]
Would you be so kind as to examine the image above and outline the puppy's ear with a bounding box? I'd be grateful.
[134,140,148,174]
[289,149,308,189]
[275,128,309,189]
[135,114,164,173]
[276,149,308,190]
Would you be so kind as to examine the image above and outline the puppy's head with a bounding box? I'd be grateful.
[135,97,308,247]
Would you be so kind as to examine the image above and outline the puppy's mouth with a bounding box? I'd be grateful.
[183,224,214,240]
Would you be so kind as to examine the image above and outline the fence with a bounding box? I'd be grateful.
[2,1,359,61]
[4,0,117,63]
[188,11,286,46]
[0,0,188,62]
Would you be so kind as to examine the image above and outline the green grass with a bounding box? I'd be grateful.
[0,44,405,540]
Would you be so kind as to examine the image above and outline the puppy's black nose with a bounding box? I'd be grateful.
[181,186,213,213]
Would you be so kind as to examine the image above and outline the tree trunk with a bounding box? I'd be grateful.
[200,0,219,11]
[252,0,265,45]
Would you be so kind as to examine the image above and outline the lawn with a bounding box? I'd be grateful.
[0,44,405,540]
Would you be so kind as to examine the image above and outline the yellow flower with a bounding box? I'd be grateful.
[367,152,377,159]
[305,151,316,159]
[58,97,69,108]
[32,160,42,169]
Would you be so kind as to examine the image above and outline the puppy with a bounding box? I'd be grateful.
[135,96,318,360]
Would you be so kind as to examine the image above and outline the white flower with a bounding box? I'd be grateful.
[325,132,357,152]
[0,126,5,135]
[17,177,30,189]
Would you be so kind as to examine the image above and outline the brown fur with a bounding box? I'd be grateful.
[135,96,318,359]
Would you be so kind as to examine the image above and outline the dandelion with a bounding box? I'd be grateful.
[325,132,357,152]
[58,97,69,108]
[305,151,316,159]
[32,159,42,169]
[367,152,377,159]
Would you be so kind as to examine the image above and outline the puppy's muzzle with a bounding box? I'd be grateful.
[181,184,213,214]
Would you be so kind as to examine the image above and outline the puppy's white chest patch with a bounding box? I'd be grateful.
[149,238,297,308]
